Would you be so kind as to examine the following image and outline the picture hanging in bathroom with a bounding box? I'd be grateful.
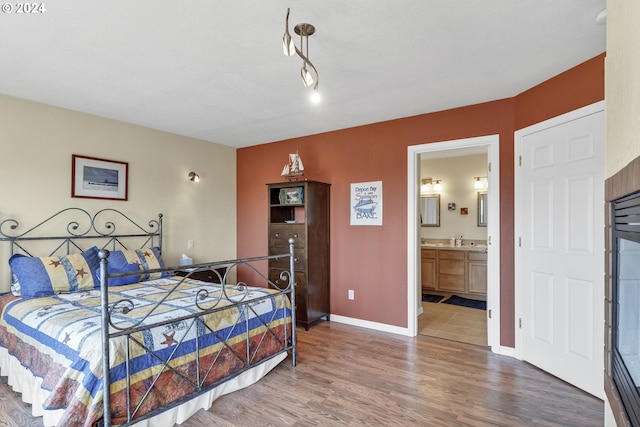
[460,207,468,215]
[448,203,456,211]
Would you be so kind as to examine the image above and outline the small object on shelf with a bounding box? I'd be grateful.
[281,151,304,179]
[285,220,296,224]
[279,187,304,204]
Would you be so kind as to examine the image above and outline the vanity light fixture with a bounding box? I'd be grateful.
[420,178,433,194]
[473,176,486,190]
[188,172,200,182]
[282,8,320,102]
[421,178,442,193]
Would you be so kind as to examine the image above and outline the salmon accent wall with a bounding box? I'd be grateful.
[515,53,605,130]
[237,54,604,347]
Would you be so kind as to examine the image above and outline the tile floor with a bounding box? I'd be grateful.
[418,298,488,347]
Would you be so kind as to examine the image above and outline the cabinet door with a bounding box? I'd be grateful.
[468,262,487,294]
[467,252,487,294]
[421,250,436,291]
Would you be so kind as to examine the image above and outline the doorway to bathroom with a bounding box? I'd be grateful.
[407,135,500,351]
[418,149,489,346]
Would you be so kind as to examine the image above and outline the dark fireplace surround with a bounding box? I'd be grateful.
[606,155,640,426]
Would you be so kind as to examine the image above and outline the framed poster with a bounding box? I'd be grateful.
[71,155,128,201]
[350,181,382,226]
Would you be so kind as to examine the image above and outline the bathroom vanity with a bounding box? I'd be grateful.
[421,244,487,296]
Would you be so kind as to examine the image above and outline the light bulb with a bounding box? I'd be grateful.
[310,90,320,103]
[474,178,483,189]
[433,180,442,192]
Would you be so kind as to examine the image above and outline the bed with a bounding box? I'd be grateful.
[0,208,296,427]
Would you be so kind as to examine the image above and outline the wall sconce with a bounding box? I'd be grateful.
[421,178,442,193]
[473,176,486,190]
[188,172,200,182]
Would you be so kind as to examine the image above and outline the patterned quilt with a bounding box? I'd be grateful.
[0,277,291,427]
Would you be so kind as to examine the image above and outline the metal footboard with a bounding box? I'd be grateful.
[99,241,297,427]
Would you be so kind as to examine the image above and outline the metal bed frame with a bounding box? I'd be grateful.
[0,208,296,427]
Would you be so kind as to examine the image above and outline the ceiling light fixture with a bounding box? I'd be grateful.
[283,8,319,101]
[188,172,200,182]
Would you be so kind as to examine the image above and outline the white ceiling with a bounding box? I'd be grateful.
[0,1,606,148]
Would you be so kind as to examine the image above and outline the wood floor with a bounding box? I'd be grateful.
[0,321,603,427]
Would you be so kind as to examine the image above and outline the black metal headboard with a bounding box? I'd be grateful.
[0,207,163,260]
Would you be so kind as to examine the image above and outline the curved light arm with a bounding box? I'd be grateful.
[282,8,295,56]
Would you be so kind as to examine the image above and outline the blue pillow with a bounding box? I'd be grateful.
[97,262,141,287]
[9,246,101,298]
[106,247,169,281]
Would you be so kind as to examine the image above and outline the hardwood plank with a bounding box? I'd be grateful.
[0,322,603,426]
[182,322,603,427]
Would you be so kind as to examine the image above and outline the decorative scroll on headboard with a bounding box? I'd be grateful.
[0,208,163,291]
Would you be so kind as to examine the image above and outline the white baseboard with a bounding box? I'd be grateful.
[329,315,516,358]
[494,345,516,358]
[329,314,413,337]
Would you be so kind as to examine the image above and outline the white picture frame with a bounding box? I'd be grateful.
[350,181,383,226]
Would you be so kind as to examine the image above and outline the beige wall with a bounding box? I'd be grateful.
[0,94,236,292]
[420,154,489,241]
[606,1,640,177]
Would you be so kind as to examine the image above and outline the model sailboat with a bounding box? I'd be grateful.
[281,152,304,179]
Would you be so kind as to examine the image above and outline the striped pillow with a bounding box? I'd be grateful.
[9,246,100,298]
[106,247,169,281]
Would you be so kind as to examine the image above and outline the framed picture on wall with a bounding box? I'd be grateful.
[71,155,128,201]
[350,180,383,226]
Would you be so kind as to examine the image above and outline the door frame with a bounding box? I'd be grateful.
[514,100,605,360]
[407,134,501,351]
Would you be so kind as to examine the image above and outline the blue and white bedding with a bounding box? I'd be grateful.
[0,277,291,427]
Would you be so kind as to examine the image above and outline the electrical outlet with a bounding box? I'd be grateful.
[187,239,194,249]
[348,289,354,300]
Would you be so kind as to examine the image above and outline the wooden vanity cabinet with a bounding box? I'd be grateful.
[420,249,436,291]
[420,248,487,296]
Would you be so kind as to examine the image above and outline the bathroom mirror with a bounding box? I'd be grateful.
[420,194,440,227]
[477,191,488,227]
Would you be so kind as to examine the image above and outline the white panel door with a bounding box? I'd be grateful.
[516,104,604,398]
